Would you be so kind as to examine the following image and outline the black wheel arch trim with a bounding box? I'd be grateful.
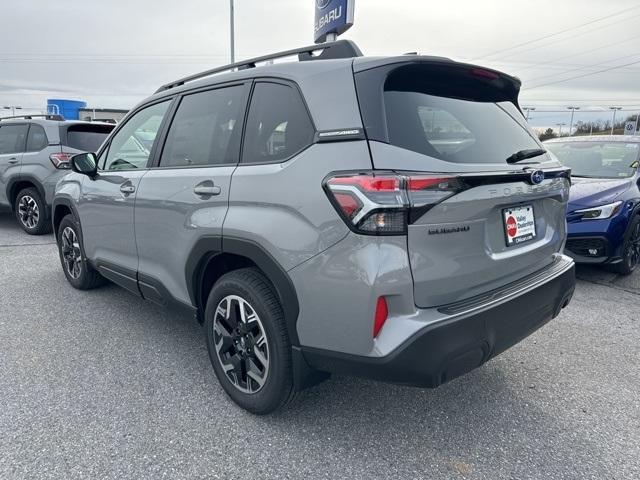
[51,197,81,236]
[186,235,301,346]
[7,175,47,212]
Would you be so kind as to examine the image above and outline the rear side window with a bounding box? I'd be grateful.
[0,124,28,154]
[241,82,314,164]
[63,124,114,152]
[26,125,48,151]
[159,85,245,167]
[379,64,541,164]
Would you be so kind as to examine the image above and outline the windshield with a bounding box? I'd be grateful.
[546,141,639,179]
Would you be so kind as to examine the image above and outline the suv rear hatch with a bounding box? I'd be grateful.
[353,59,570,307]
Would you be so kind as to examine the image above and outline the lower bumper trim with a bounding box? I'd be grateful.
[302,263,575,388]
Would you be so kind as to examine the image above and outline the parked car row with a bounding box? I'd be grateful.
[3,40,635,414]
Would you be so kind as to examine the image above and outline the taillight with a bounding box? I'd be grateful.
[325,171,462,235]
[50,152,73,169]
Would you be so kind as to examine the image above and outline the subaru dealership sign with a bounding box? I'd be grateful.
[314,0,355,44]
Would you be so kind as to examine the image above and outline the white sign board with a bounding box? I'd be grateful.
[625,121,637,136]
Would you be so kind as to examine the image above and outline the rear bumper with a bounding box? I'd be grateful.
[302,257,575,388]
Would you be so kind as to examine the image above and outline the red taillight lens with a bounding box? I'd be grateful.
[329,175,400,192]
[373,296,388,338]
[325,172,462,235]
[50,152,73,169]
[333,192,362,219]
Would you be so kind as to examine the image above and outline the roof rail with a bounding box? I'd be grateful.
[155,40,363,93]
[0,114,65,121]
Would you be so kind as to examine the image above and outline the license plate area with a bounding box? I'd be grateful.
[503,205,536,246]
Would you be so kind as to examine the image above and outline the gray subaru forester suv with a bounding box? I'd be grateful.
[0,115,113,234]
[53,41,575,414]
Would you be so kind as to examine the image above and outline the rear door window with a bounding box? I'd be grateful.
[241,82,314,164]
[0,124,28,154]
[159,85,246,167]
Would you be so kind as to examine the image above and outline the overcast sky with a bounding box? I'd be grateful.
[1,0,639,130]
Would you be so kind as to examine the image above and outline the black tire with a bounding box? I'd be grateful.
[204,268,295,414]
[14,187,51,235]
[56,214,105,290]
[612,215,640,276]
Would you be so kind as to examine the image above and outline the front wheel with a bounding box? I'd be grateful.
[204,268,295,414]
[612,216,640,276]
[56,214,105,289]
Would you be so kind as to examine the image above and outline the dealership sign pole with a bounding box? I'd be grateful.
[314,0,355,44]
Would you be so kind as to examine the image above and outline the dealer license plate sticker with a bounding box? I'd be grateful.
[503,205,536,246]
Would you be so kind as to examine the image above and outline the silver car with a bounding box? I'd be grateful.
[52,41,575,414]
[0,115,113,234]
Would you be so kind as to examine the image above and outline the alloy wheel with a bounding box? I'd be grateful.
[17,195,40,229]
[61,226,82,279]
[213,295,270,394]
[625,222,640,271]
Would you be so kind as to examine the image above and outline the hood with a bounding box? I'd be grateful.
[568,177,631,210]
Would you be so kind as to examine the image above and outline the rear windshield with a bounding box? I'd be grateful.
[62,124,114,152]
[546,141,640,179]
[383,65,541,164]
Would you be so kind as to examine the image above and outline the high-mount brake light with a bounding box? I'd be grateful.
[325,172,463,235]
[470,68,499,80]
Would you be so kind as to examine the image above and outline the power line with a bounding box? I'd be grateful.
[489,12,640,62]
[498,33,640,73]
[473,4,640,60]
[524,58,640,89]
[523,52,640,83]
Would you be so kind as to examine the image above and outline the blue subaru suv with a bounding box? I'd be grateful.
[545,135,640,275]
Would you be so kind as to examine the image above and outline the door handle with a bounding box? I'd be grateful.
[8,158,18,164]
[194,181,221,197]
[120,184,136,194]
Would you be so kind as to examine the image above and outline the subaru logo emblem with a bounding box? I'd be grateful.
[530,170,545,185]
[316,0,331,8]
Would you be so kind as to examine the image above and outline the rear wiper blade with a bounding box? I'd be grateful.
[505,148,547,164]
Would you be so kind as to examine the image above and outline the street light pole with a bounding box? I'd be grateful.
[3,105,22,116]
[556,122,566,137]
[523,107,536,121]
[609,106,622,135]
[567,106,580,136]
[229,0,235,64]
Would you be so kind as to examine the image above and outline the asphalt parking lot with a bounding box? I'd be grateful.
[0,211,638,480]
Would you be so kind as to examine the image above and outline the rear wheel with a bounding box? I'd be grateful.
[14,188,51,235]
[612,216,640,276]
[204,268,295,414]
[56,214,105,289]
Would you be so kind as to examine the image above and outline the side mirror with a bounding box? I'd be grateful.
[71,152,98,177]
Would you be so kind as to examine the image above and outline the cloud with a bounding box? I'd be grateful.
[1,0,639,119]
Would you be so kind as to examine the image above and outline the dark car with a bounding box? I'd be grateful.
[545,135,640,274]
